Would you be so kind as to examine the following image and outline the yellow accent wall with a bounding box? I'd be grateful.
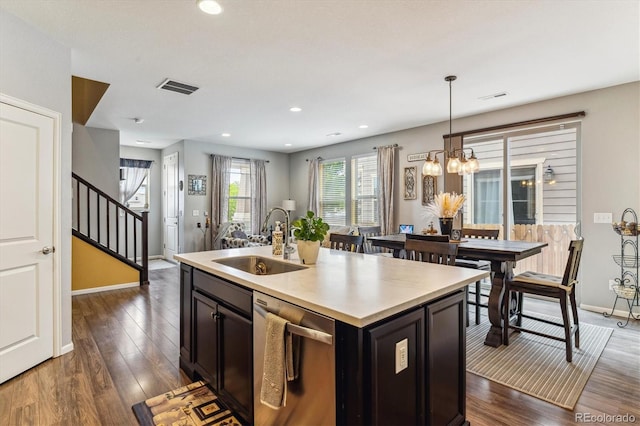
[72,236,139,291]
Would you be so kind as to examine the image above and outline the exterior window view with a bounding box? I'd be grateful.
[1,1,638,426]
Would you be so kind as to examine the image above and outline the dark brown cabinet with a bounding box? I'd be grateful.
[338,289,466,426]
[189,269,254,423]
[179,263,194,376]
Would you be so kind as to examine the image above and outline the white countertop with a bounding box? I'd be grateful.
[175,245,489,328]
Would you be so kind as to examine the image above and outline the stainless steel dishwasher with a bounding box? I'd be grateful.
[253,291,336,425]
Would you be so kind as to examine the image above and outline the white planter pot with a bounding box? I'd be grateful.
[296,240,321,265]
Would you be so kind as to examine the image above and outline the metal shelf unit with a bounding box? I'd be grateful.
[604,208,640,327]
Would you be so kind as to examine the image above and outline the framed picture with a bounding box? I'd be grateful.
[188,174,207,195]
[403,166,417,200]
[422,175,437,205]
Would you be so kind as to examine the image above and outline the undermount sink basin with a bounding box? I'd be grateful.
[213,256,306,275]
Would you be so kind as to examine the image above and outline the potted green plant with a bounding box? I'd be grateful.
[292,211,330,265]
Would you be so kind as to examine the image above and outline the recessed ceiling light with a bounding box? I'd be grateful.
[136,140,151,145]
[284,143,292,147]
[197,0,223,15]
[289,107,302,112]
[326,132,342,137]
[221,133,231,137]
[133,118,144,124]
[359,124,369,129]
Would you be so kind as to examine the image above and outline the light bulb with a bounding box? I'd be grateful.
[422,160,433,176]
[447,155,461,174]
[432,158,443,176]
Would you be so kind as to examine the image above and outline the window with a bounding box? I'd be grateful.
[125,171,149,210]
[318,154,379,226]
[351,154,378,225]
[319,158,346,226]
[227,159,252,228]
[463,124,578,236]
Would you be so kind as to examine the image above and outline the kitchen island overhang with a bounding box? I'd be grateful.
[175,245,489,328]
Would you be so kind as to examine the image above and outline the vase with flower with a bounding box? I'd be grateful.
[424,192,465,237]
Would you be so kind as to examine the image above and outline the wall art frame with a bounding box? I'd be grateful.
[422,175,437,206]
[403,166,417,200]
[188,174,207,195]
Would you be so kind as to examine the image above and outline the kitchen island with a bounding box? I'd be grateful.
[176,245,488,425]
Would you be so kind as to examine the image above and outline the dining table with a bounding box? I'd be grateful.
[367,233,548,347]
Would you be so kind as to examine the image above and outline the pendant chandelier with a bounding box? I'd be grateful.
[422,75,479,176]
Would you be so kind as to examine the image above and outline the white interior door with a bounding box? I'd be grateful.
[0,98,56,383]
[163,152,179,261]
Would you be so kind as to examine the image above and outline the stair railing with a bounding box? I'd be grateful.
[72,172,149,285]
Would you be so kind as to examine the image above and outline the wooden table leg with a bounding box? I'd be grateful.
[484,260,515,347]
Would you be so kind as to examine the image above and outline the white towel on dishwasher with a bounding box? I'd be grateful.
[260,312,289,409]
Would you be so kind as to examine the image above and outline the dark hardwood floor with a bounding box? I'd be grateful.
[1,264,638,425]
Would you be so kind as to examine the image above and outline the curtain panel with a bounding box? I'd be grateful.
[119,158,152,205]
[307,158,320,215]
[376,146,395,235]
[210,154,232,249]
[250,159,267,234]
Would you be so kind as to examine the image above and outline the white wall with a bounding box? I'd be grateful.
[0,10,73,349]
[161,140,290,255]
[291,82,640,314]
[120,146,163,257]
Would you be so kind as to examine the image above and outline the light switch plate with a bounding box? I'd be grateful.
[593,212,612,223]
[193,210,200,217]
[395,338,408,374]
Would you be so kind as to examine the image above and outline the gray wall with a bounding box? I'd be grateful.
[72,124,120,199]
[290,82,640,315]
[166,140,290,254]
[120,146,163,257]
[0,10,73,350]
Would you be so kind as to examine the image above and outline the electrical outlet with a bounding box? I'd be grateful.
[395,338,408,374]
[192,210,200,217]
[594,212,612,223]
[609,279,618,290]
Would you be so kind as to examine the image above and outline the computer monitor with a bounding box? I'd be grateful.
[399,224,414,234]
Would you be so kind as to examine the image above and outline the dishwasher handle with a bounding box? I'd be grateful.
[254,304,333,345]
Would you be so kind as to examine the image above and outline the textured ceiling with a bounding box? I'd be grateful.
[2,0,638,152]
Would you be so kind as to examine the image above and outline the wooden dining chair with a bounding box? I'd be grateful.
[503,239,584,362]
[405,238,458,265]
[329,234,364,253]
[357,225,384,254]
[455,228,500,325]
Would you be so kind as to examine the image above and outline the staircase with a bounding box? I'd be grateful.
[72,173,149,285]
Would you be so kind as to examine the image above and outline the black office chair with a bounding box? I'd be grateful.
[504,239,584,362]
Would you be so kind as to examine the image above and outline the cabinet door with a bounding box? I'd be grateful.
[425,290,466,426]
[367,308,425,426]
[218,304,253,422]
[179,264,193,376]
[193,291,219,389]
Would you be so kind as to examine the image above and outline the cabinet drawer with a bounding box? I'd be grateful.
[193,269,252,316]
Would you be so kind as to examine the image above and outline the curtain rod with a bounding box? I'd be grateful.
[305,156,322,162]
[373,144,399,150]
[209,154,270,163]
[444,111,586,139]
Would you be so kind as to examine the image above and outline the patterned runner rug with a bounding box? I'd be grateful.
[132,381,246,426]
[466,313,613,409]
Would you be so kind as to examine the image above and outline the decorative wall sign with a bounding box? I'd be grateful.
[403,166,417,200]
[422,175,437,206]
[407,152,428,162]
[188,174,207,195]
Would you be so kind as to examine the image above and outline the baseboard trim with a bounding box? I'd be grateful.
[59,342,74,356]
[72,281,139,296]
[580,303,640,319]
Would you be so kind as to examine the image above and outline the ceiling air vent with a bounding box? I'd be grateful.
[157,78,199,95]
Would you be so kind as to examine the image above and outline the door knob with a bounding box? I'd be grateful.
[41,246,55,255]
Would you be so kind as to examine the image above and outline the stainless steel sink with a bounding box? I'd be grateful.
[213,256,306,275]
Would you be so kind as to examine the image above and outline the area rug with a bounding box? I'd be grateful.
[466,313,613,409]
[132,380,246,426]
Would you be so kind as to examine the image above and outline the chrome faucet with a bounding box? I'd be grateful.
[261,207,295,260]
